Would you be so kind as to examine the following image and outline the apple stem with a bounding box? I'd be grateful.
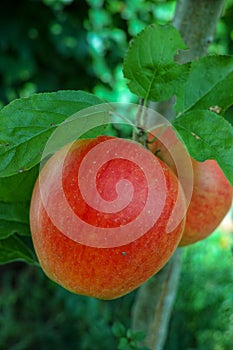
[132,98,149,146]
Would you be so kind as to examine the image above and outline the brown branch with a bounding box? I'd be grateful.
[131,250,182,350]
[173,0,225,63]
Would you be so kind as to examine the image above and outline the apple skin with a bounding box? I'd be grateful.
[179,159,233,246]
[30,136,185,300]
[148,126,233,246]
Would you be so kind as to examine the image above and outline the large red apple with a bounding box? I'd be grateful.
[30,135,185,299]
[148,126,233,246]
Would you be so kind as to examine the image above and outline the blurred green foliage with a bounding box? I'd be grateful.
[1,0,233,117]
[0,0,177,109]
[0,0,94,107]
[164,230,233,350]
[0,230,232,349]
[0,263,137,350]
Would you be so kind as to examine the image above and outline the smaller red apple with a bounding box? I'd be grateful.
[179,159,233,246]
[148,125,233,246]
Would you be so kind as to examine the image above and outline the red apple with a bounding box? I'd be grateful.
[148,126,233,246]
[179,159,233,246]
[30,135,185,299]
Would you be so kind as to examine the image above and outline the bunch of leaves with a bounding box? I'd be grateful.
[164,230,233,350]
[112,322,149,350]
[0,90,105,265]
[123,24,233,185]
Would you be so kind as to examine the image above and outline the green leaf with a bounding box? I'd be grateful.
[224,107,233,126]
[0,165,38,202]
[112,322,126,337]
[0,202,30,239]
[118,337,129,349]
[0,90,104,177]
[123,24,189,102]
[0,235,37,265]
[173,110,233,185]
[0,221,30,240]
[131,331,146,342]
[175,55,233,115]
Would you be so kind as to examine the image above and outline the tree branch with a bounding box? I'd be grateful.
[173,0,225,63]
[131,250,182,350]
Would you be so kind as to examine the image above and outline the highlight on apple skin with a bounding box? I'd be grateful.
[30,135,186,300]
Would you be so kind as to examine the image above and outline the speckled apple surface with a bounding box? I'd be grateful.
[30,136,185,299]
[179,159,233,246]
